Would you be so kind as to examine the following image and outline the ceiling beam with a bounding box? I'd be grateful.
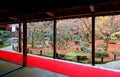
[46,12,55,16]
[90,5,95,12]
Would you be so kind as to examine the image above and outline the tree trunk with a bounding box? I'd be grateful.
[31,34,34,48]
[105,34,110,52]
[114,54,117,60]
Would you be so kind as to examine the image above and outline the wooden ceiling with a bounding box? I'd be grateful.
[0,0,120,24]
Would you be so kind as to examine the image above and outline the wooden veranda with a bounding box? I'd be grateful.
[0,0,120,76]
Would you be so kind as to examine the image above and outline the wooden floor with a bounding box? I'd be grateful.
[0,59,69,77]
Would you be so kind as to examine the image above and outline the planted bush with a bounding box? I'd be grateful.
[76,54,87,62]
[112,50,120,60]
[80,46,87,51]
[0,40,3,45]
[66,52,78,61]
[56,52,66,59]
[112,51,120,55]
[101,52,109,57]
[0,44,10,48]
[95,50,101,57]
[95,50,109,63]
[67,52,78,57]
[29,50,33,54]
[44,50,53,57]
[95,50,109,57]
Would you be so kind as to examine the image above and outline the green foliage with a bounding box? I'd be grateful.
[67,52,87,61]
[0,40,3,44]
[44,50,52,53]
[30,21,53,46]
[95,50,101,56]
[95,50,109,57]
[56,52,66,59]
[0,30,12,43]
[111,32,120,40]
[41,50,53,57]
[66,51,77,61]
[73,35,80,41]
[80,46,87,51]
[112,50,120,55]
[103,46,107,51]
[66,56,74,61]
[95,59,103,64]
[67,51,78,57]
[0,44,10,48]
[29,50,33,54]
[77,54,87,56]
[49,33,53,43]
[57,36,65,48]
[76,54,87,61]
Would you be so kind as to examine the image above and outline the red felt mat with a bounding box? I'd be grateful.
[0,50,120,77]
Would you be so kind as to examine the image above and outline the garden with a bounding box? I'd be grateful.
[5,15,120,64]
[0,30,11,48]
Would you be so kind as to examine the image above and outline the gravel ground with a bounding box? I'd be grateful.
[95,60,120,72]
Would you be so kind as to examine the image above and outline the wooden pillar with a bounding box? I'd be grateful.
[23,19,27,67]
[53,17,57,59]
[19,22,22,53]
[92,12,95,66]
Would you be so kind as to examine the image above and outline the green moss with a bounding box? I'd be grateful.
[67,52,78,57]
[0,44,10,48]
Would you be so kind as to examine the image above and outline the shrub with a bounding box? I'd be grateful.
[76,54,87,61]
[0,40,3,44]
[44,50,53,56]
[95,59,103,64]
[66,52,78,61]
[112,51,120,55]
[56,53,66,59]
[103,46,107,51]
[95,50,109,57]
[80,46,87,51]
[101,52,109,57]
[0,44,10,48]
[29,50,33,54]
[112,50,120,60]
[67,52,78,57]
[95,50,102,57]
[95,51,109,63]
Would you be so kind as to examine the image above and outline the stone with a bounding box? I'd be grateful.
[34,45,43,48]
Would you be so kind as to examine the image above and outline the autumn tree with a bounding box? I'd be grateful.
[29,21,53,47]
[95,15,120,51]
[57,18,92,47]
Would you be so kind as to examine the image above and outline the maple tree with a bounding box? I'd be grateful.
[95,15,120,51]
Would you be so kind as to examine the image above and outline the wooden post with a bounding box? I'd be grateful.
[114,54,117,60]
[19,22,22,53]
[23,19,27,67]
[40,50,42,55]
[53,17,57,59]
[92,12,95,66]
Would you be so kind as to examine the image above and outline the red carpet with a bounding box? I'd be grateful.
[0,50,120,77]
